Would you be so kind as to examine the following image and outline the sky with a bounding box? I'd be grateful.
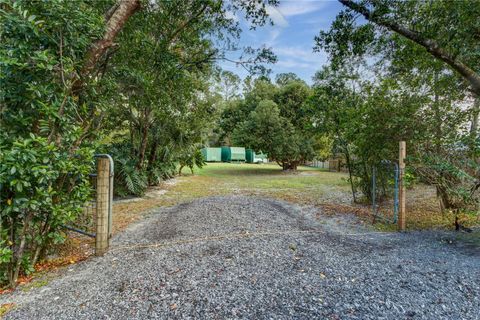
[219,0,345,85]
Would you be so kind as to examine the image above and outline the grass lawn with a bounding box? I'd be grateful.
[112,163,355,233]
[195,162,351,201]
[50,162,478,278]
[113,162,479,233]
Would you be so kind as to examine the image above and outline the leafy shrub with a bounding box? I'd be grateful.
[108,142,178,197]
[115,157,148,197]
[107,143,148,197]
[0,1,103,287]
[413,152,479,224]
[404,169,418,189]
[178,148,205,175]
[0,135,92,286]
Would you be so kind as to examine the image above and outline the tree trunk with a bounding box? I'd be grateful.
[362,161,372,201]
[7,216,16,286]
[137,125,149,169]
[31,218,52,267]
[344,145,357,203]
[147,140,159,172]
[73,0,141,93]
[470,96,479,162]
[282,161,298,171]
[10,213,32,287]
[291,162,297,171]
[455,211,460,231]
[433,73,442,153]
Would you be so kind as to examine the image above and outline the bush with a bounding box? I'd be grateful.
[413,152,479,226]
[0,135,93,286]
[0,0,104,287]
[108,142,178,197]
[107,143,148,197]
[178,148,205,175]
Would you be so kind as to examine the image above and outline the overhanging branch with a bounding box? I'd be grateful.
[338,0,480,96]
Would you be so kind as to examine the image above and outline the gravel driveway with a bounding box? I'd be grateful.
[2,196,479,319]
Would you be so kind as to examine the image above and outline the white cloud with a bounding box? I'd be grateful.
[263,1,329,43]
[276,60,311,69]
[266,6,288,27]
[266,29,282,46]
[278,1,328,17]
[274,46,326,64]
[225,10,239,23]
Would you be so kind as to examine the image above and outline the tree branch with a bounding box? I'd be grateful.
[73,0,140,93]
[166,3,208,45]
[338,0,480,96]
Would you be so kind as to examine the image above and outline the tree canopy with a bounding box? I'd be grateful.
[220,77,328,170]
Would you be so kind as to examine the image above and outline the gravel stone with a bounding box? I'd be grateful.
[1,195,479,319]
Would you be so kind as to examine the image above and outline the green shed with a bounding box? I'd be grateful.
[221,146,231,162]
[201,147,222,162]
[221,146,246,162]
[230,147,246,162]
[246,149,255,163]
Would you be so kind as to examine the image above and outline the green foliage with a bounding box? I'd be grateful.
[275,72,303,86]
[232,99,300,168]
[413,152,479,215]
[179,149,206,175]
[110,144,148,197]
[313,135,333,161]
[216,70,241,101]
[101,0,277,195]
[315,0,480,85]
[0,135,92,285]
[0,0,103,286]
[0,0,280,288]
[227,78,318,170]
[313,0,479,215]
[310,62,466,203]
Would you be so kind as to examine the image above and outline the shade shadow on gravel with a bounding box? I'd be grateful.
[1,196,479,319]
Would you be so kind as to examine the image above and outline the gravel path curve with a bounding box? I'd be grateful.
[2,196,479,319]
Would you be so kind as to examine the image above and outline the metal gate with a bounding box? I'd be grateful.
[371,160,399,224]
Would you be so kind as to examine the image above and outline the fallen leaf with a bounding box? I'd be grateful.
[0,303,16,316]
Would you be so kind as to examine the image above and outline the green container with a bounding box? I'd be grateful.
[221,146,246,162]
[201,147,222,162]
[246,149,255,163]
[221,146,231,162]
[230,147,246,161]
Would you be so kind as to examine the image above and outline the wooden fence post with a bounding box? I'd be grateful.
[398,141,406,231]
[95,157,110,256]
